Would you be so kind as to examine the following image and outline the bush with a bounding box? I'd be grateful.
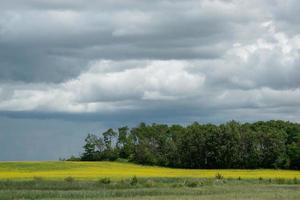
[66,155,81,161]
[293,177,298,184]
[64,176,75,183]
[99,177,111,184]
[185,180,198,188]
[215,173,224,180]
[268,178,272,183]
[130,176,138,186]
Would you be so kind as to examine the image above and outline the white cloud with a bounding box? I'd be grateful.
[0,60,206,113]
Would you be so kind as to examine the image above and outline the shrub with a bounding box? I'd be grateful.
[99,177,111,184]
[293,177,298,184]
[215,173,223,180]
[64,176,75,183]
[130,176,138,186]
[66,155,81,161]
[185,180,198,188]
[171,183,182,188]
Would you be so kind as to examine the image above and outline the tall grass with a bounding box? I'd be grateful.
[0,178,299,200]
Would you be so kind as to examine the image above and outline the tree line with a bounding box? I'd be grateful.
[80,120,300,169]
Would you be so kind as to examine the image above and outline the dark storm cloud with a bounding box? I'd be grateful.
[0,0,254,82]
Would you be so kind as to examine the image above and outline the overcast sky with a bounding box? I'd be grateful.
[1,0,300,161]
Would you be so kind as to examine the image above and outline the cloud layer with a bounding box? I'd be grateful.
[1,19,300,121]
[1,0,300,160]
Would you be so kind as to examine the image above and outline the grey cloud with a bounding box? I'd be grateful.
[0,0,262,83]
[264,0,300,34]
[0,0,300,160]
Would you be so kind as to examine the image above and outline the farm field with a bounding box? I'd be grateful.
[0,161,299,200]
[0,161,300,180]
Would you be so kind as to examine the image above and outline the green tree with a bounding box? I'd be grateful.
[81,134,98,161]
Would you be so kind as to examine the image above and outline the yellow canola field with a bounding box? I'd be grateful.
[0,161,299,180]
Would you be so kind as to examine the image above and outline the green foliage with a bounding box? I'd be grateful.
[184,180,198,187]
[33,176,43,181]
[130,176,138,186]
[64,176,75,183]
[81,134,100,161]
[293,177,298,184]
[215,173,224,180]
[98,177,111,184]
[79,120,300,169]
[66,155,81,161]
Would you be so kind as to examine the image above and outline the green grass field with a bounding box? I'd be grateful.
[0,161,299,200]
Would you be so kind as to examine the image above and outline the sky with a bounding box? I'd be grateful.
[0,0,300,161]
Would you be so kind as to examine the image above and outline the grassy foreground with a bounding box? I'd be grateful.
[0,178,299,200]
[0,161,300,180]
[0,161,300,200]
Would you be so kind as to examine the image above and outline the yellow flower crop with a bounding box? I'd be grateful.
[0,161,299,180]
